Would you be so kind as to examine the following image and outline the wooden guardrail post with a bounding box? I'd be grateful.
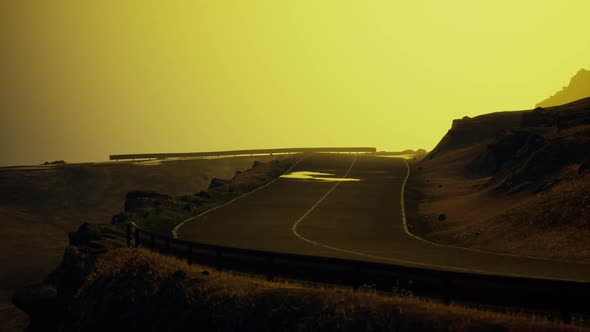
[134,228,140,248]
[443,275,453,305]
[352,264,361,290]
[216,249,223,269]
[126,224,131,247]
[187,243,193,265]
[265,254,275,281]
[560,288,573,324]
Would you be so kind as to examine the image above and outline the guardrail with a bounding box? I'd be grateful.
[110,147,377,161]
[126,223,589,322]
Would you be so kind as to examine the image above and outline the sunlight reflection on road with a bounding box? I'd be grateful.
[280,171,361,182]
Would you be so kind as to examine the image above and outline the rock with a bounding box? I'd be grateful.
[41,160,66,165]
[55,246,92,300]
[195,191,212,199]
[69,222,102,246]
[465,130,545,177]
[83,241,110,255]
[111,212,129,225]
[579,160,590,175]
[179,195,201,204]
[438,213,447,221]
[252,161,264,167]
[208,178,230,190]
[201,270,210,276]
[125,191,171,200]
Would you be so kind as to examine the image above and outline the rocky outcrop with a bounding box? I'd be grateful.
[68,222,102,246]
[537,69,590,108]
[427,111,524,160]
[208,177,231,190]
[12,223,127,331]
[465,130,545,177]
[423,97,590,194]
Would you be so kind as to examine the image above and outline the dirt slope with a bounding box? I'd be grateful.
[408,97,590,262]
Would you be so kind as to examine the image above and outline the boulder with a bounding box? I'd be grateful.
[208,178,230,190]
[55,246,92,301]
[579,160,590,176]
[125,191,171,200]
[68,222,102,246]
[111,212,129,225]
[195,191,212,199]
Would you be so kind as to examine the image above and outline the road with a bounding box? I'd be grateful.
[178,153,590,282]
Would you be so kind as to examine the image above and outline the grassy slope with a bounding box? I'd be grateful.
[406,99,590,263]
[0,156,276,331]
[65,247,584,332]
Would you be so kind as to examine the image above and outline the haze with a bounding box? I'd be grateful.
[1,1,589,166]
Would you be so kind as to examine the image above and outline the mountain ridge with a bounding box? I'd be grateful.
[537,69,590,108]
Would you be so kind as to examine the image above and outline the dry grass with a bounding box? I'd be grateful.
[66,248,587,332]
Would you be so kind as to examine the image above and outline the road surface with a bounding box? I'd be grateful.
[178,153,590,281]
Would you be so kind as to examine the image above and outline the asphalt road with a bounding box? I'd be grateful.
[178,153,590,282]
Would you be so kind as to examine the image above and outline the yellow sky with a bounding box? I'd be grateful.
[1,1,589,165]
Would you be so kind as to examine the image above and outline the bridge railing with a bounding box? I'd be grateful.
[126,223,589,322]
[110,147,377,161]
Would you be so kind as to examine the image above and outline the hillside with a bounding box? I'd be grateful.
[537,69,590,107]
[408,97,590,262]
[0,156,276,331]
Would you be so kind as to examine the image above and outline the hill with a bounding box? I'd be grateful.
[0,156,276,331]
[407,97,590,262]
[537,69,590,107]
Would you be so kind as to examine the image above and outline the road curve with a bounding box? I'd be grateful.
[177,153,590,282]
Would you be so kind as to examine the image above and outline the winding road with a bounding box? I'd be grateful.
[177,153,590,282]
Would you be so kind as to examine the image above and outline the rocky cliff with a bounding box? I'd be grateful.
[426,97,590,194]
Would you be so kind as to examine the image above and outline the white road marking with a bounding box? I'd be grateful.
[291,156,575,279]
[172,153,311,238]
[291,155,358,240]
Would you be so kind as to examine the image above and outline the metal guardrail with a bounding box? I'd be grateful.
[126,223,589,322]
[110,147,377,161]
